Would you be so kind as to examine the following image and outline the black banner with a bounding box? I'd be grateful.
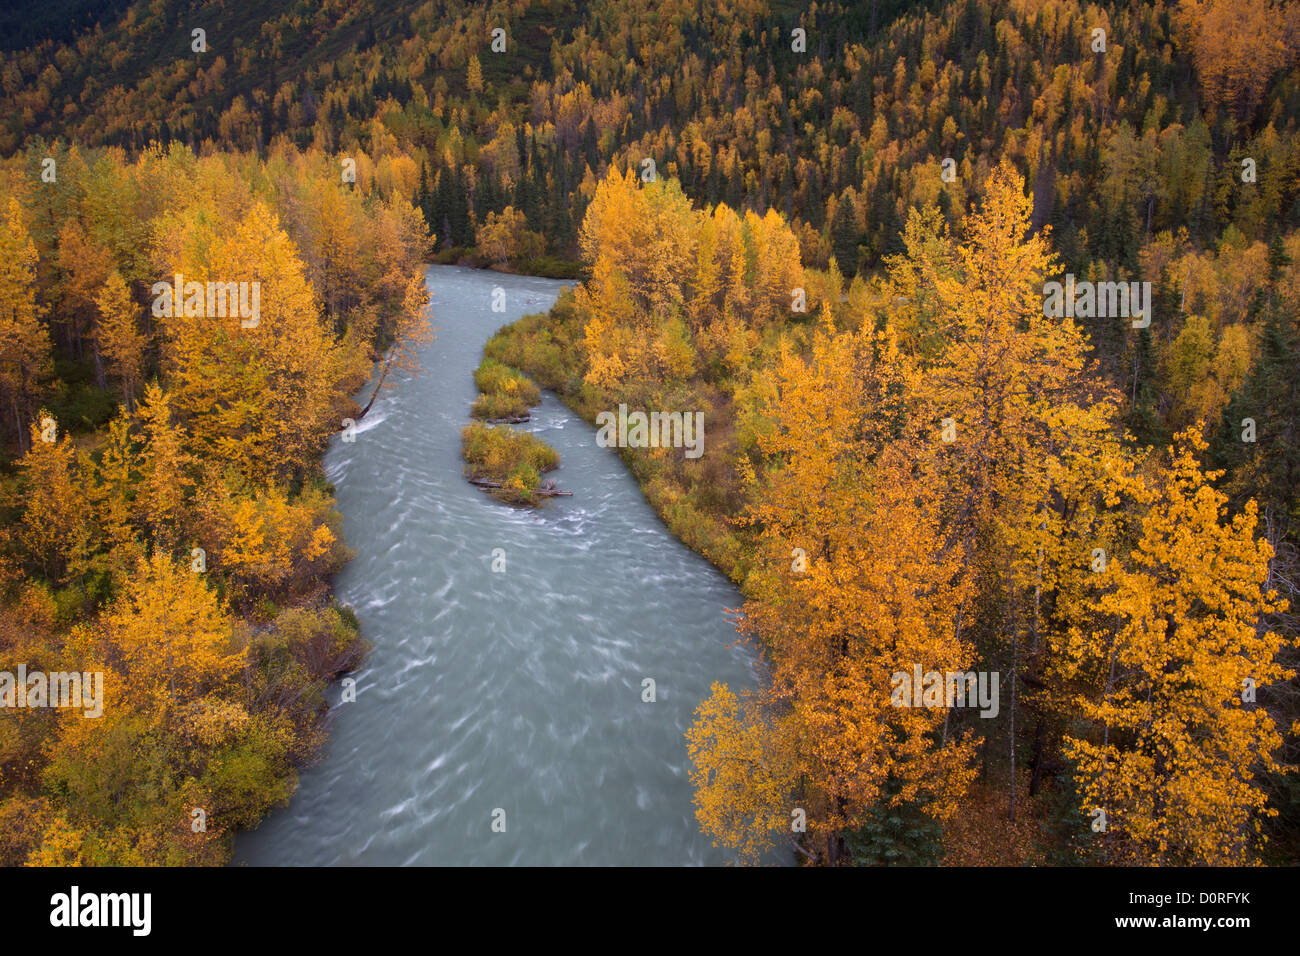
[0,865,1287,943]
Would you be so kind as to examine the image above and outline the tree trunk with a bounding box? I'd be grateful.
[13,395,28,455]
[357,348,395,420]
[93,341,107,390]
[1029,718,1045,797]
[1009,629,1017,823]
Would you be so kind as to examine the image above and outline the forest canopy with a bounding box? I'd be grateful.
[2,0,1300,865]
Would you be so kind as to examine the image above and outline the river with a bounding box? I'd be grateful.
[233,265,765,866]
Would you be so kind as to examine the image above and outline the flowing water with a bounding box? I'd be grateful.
[233,265,765,866]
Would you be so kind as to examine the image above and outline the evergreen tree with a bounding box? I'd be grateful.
[582,118,600,172]
[830,194,860,277]
[1125,326,1168,449]
[1213,307,1300,538]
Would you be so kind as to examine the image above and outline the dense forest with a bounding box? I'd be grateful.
[0,143,430,863]
[2,0,1299,865]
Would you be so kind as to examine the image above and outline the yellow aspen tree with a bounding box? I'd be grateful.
[353,209,434,420]
[15,416,91,584]
[687,209,721,333]
[580,167,696,314]
[298,175,363,323]
[1063,428,1292,864]
[751,208,805,327]
[156,200,345,482]
[0,198,51,452]
[689,321,976,864]
[908,163,1124,819]
[920,162,1118,546]
[135,383,193,551]
[685,681,800,865]
[54,220,114,370]
[102,551,245,709]
[83,412,142,585]
[23,816,85,867]
[575,254,637,394]
[639,178,697,316]
[93,271,146,411]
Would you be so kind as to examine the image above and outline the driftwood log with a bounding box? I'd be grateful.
[485,414,531,424]
[467,477,572,496]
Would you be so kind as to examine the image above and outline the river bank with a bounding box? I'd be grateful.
[431,246,586,280]
[482,293,754,589]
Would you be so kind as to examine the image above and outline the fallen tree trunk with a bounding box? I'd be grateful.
[485,414,531,424]
[356,346,395,420]
[466,477,573,496]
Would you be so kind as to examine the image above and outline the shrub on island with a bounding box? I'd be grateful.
[461,421,560,505]
[470,358,542,421]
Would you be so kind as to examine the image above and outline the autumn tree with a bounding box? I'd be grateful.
[101,550,245,709]
[53,219,114,371]
[135,383,193,551]
[1176,0,1299,122]
[579,167,696,315]
[14,416,90,584]
[686,681,799,865]
[81,411,142,588]
[689,322,976,864]
[1062,429,1291,864]
[93,271,146,411]
[153,199,346,483]
[475,206,543,265]
[0,198,51,451]
[873,167,1135,829]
